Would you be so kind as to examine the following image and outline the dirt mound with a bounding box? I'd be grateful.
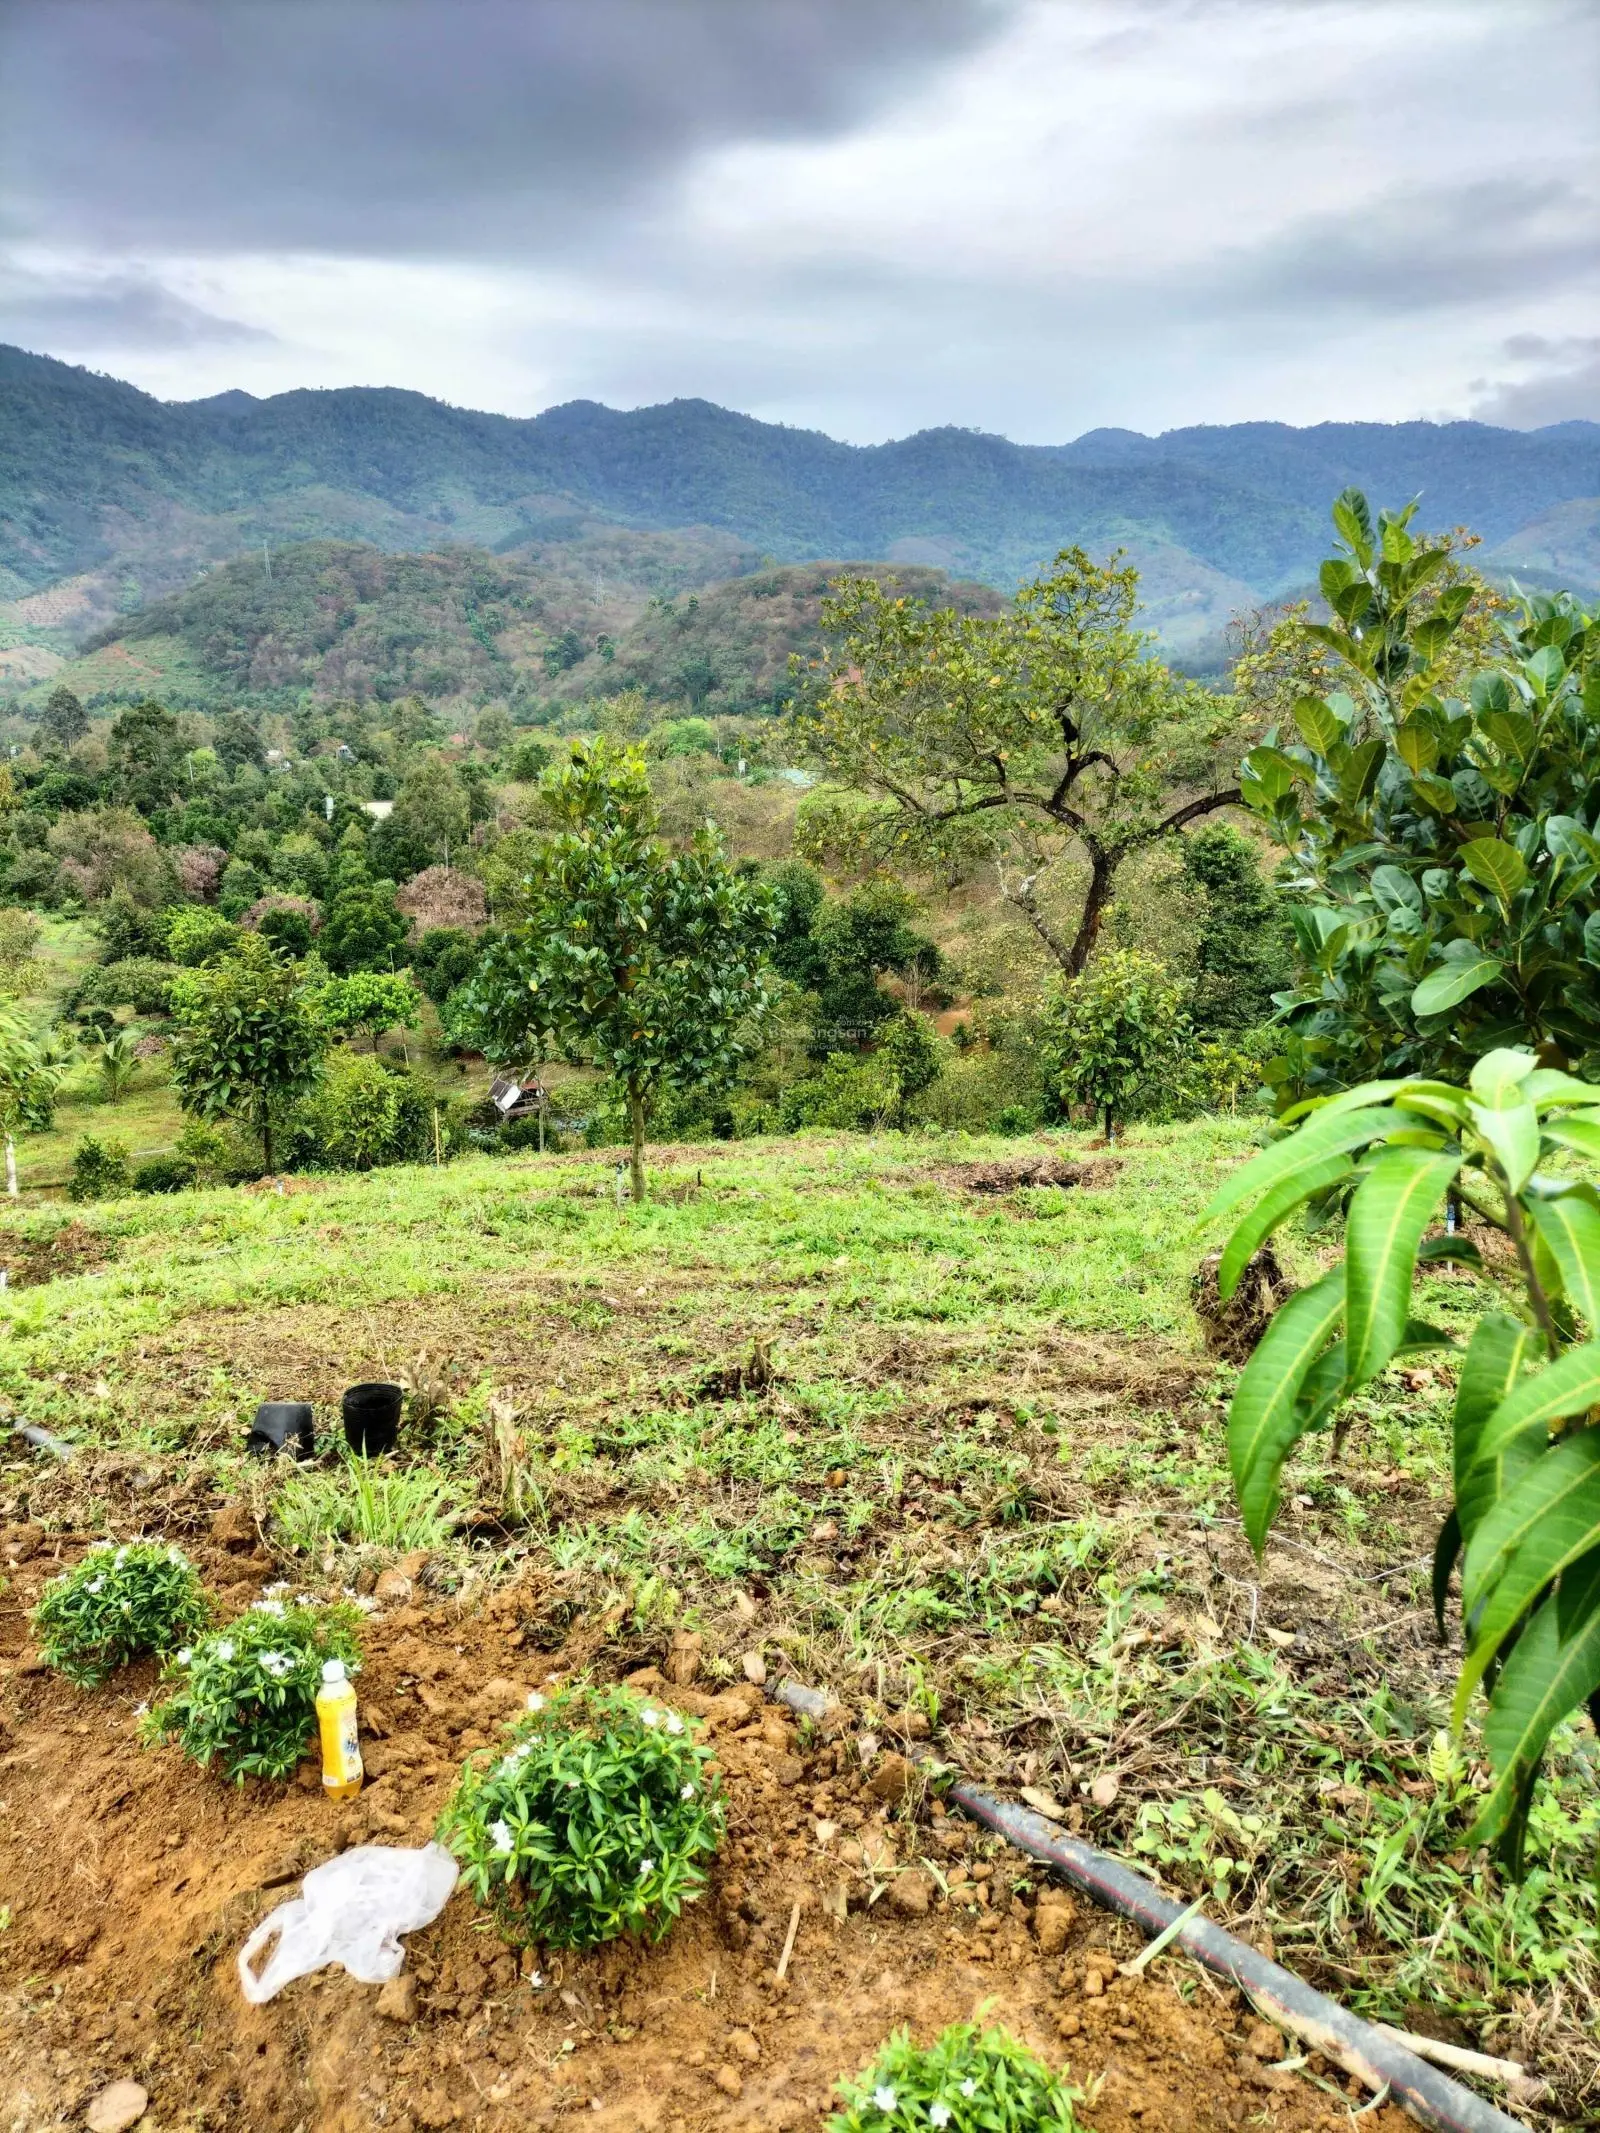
[1190,1245,1296,1363]
[0,1549,1409,2133]
[0,1218,113,1289]
[939,1157,1120,1195]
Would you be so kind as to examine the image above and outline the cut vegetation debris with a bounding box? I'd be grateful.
[0,1121,1597,2127]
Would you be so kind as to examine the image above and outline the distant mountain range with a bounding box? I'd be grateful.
[1,342,1596,696]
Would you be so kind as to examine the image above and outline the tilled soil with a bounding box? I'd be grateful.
[0,1534,1413,2133]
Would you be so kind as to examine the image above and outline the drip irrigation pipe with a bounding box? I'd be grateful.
[772,1678,1525,2133]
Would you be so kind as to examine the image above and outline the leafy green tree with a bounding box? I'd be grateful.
[213,710,265,772]
[314,969,423,1050]
[1241,491,1598,1090]
[0,1005,65,1195]
[108,699,186,814]
[810,880,938,1052]
[411,925,482,1008]
[1179,824,1291,1033]
[168,933,327,1173]
[451,741,774,1200]
[1040,948,1191,1138]
[1210,1047,1600,1875]
[797,550,1245,975]
[388,755,471,871]
[765,860,827,989]
[38,684,88,752]
[166,906,238,967]
[319,868,409,974]
[876,1010,944,1127]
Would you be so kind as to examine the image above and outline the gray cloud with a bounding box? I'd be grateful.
[1471,337,1600,428]
[0,258,274,349]
[1214,177,1598,317]
[0,0,1010,258]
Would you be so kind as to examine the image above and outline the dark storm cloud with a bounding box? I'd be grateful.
[0,0,1010,258]
[1472,337,1600,428]
[0,259,274,349]
[1216,178,1598,317]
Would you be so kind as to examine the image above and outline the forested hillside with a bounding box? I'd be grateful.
[3,345,1596,673]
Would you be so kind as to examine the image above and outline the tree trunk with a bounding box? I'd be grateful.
[628,1083,646,1203]
[262,1111,275,1177]
[4,1134,16,1198]
[1064,848,1119,976]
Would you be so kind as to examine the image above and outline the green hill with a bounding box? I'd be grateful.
[4,344,1597,661]
[30,541,998,715]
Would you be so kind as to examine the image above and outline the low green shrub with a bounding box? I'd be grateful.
[69,1133,130,1201]
[779,1052,895,1132]
[32,1540,210,1686]
[273,1459,464,1554]
[437,1683,723,1949]
[141,1596,364,1782]
[173,1117,235,1185]
[72,957,179,1014]
[133,1154,193,1194]
[166,906,238,967]
[287,1050,437,1171]
[829,2025,1089,2133]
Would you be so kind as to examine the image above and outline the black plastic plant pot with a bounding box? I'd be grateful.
[247,1401,315,1458]
[343,1382,403,1456]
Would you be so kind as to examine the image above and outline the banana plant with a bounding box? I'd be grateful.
[1208,1046,1600,1871]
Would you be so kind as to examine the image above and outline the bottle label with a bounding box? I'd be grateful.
[320,1695,363,1788]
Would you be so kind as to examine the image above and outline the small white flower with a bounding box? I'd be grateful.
[262,1580,289,1597]
[114,1547,128,1564]
[251,1598,286,1616]
[258,1650,292,1679]
[85,1577,104,1594]
[872,2088,898,2115]
[929,2107,951,2129]
[528,1969,544,1988]
[681,1783,695,1799]
[637,1857,654,1878]
[133,1701,149,1718]
[489,1818,514,1856]
[566,1775,579,1788]
[959,2080,977,2100]
[664,1712,684,1736]
[640,1707,660,1727]
[215,1639,235,1662]
[168,1546,185,1564]
[176,1648,192,1665]
[526,1691,545,1711]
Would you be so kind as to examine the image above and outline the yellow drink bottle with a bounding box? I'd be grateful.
[316,1658,364,1800]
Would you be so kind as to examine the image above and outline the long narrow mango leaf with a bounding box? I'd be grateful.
[1456,1431,1600,1726]
[1344,1146,1463,1389]
[1452,1313,1537,1542]
[1228,1269,1345,1554]
[1529,1193,1600,1330]
[1204,1106,1404,1229]
[1217,1151,1354,1302]
[1467,1588,1600,1849]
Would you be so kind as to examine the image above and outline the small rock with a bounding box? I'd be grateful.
[714,2066,743,2098]
[889,1869,933,1916]
[1245,2021,1284,2061]
[412,2087,460,2128]
[770,1753,804,1787]
[209,1503,256,1551]
[732,1591,759,1621]
[85,2083,148,2133]
[809,1520,839,1544]
[1083,1967,1107,1998]
[373,1567,413,1605]
[894,1707,931,1741]
[865,1752,916,1805]
[727,2029,761,2064]
[1089,1772,1120,1809]
[664,1630,703,1687]
[376,1973,417,2022]
[1032,1894,1076,1956]
[1058,2010,1082,2039]
[2,1523,43,1563]
[741,1651,767,1687]
[396,1548,431,1581]
[814,1819,839,1846]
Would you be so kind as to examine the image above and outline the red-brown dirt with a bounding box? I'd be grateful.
[0,1534,1413,2133]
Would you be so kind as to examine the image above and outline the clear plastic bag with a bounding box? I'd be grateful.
[237,1841,459,2003]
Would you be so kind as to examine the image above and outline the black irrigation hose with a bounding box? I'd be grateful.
[773,1679,1525,2133]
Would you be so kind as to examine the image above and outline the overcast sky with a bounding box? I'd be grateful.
[1,0,1595,440]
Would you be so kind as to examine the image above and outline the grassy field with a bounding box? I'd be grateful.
[2,1120,1597,2114]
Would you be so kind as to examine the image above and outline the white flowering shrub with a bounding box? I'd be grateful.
[140,1595,363,1782]
[829,2026,1090,2133]
[437,1683,723,1949]
[32,1541,209,1686]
